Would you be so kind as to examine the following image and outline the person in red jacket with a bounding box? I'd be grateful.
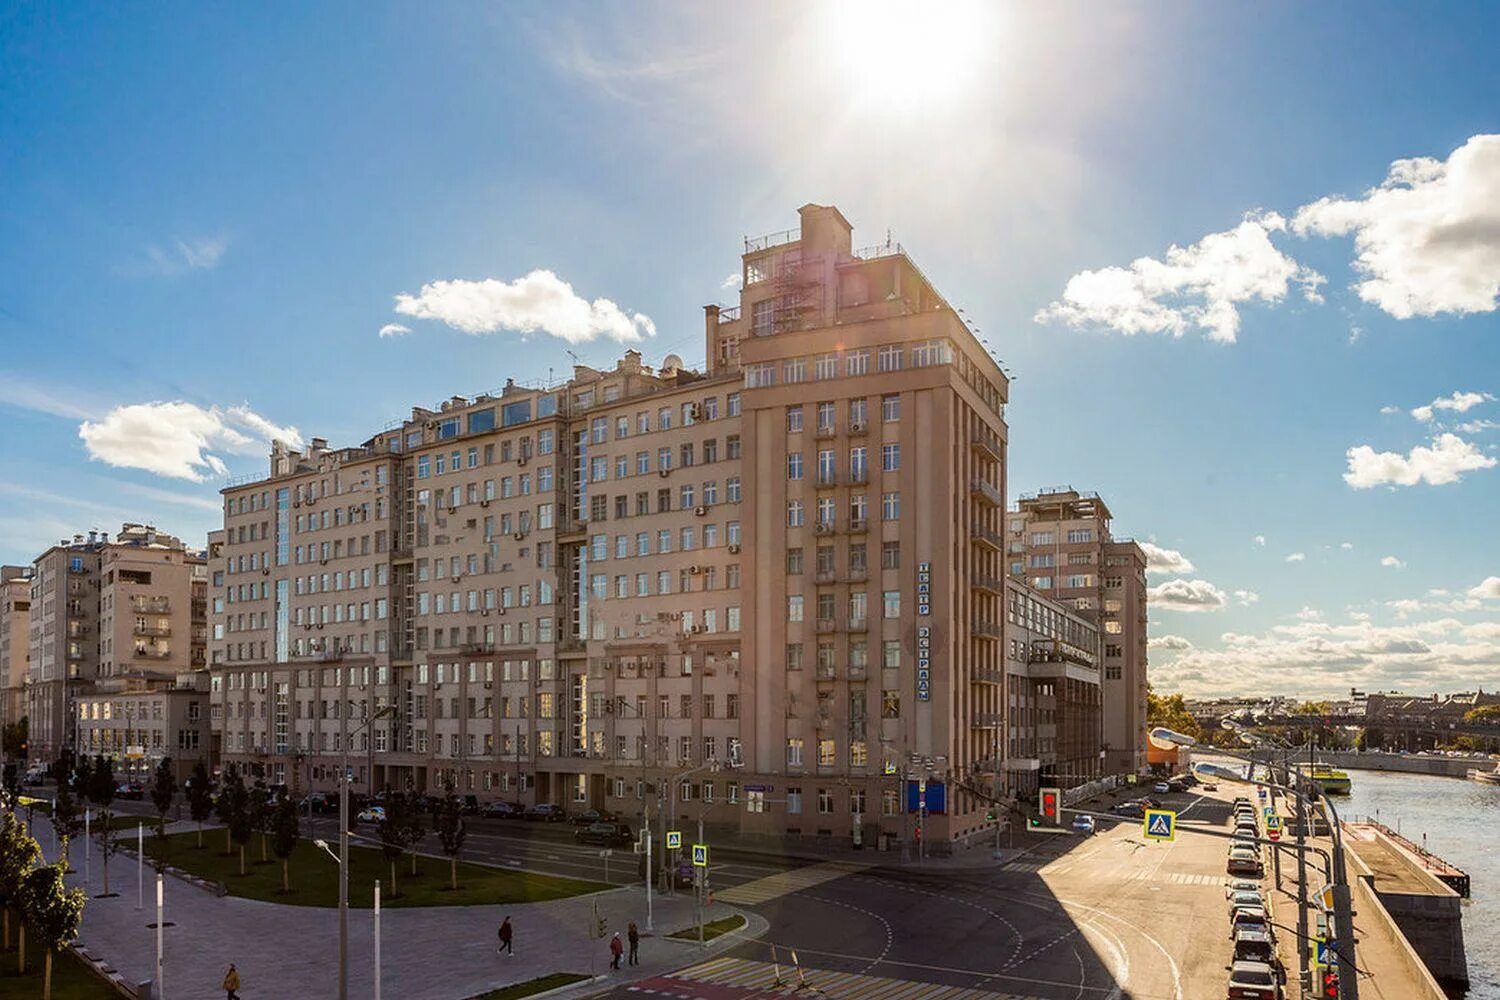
[609,931,624,969]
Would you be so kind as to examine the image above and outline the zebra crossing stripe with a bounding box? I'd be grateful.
[712,861,871,905]
[668,958,1046,1000]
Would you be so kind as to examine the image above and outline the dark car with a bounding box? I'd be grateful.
[461,795,481,815]
[481,800,523,819]
[1111,801,1146,817]
[115,782,145,801]
[571,808,619,826]
[300,792,335,814]
[575,821,633,846]
[525,803,567,822]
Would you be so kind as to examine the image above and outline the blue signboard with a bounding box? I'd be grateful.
[916,562,932,701]
[905,780,946,815]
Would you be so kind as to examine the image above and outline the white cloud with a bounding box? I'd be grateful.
[1340,541,1354,550]
[1469,576,1500,600]
[1457,419,1500,434]
[721,272,742,290]
[393,269,655,345]
[1234,589,1261,606]
[78,402,302,482]
[1149,635,1194,651]
[1295,606,1322,621]
[378,323,411,338]
[1285,552,1306,563]
[1147,578,1228,612]
[1343,432,1497,488]
[0,371,95,420]
[1291,134,1500,319]
[1411,390,1494,422]
[1035,211,1324,343]
[1253,535,1266,547]
[1380,555,1406,569]
[1379,405,1401,415]
[1139,541,1195,576]
[134,236,228,277]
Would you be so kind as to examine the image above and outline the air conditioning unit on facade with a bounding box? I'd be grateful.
[659,469,671,478]
[694,506,708,516]
[728,544,741,555]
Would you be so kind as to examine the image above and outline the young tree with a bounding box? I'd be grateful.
[0,716,28,763]
[433,783,467,891]
[48,780,82,869]
[147,757,177,872]
[19,857,86,1000]
[87,755,115,808]
[0,812,41,955]
[247,780,271,863]
[223,772,253,876]
[216,765,245,856]
[270,794,300,894]
[405,795,427,878]
[186,761,214,849]
[376,793,412,898]
[72,756,92,801]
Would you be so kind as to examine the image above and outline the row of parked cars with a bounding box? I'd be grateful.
[1224,794,1282,999]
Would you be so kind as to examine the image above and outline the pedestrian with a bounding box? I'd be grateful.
[609,930,624,970]
[627,921,640,965]
[222,963,241,1000]
[498,915,513,956]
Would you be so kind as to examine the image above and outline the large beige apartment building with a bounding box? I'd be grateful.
[25,524,208,766]
[212,204,1021,851]
[1,566,31,736]
[1007,490,1148,774]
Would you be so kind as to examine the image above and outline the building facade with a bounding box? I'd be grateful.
[75,672,211,784]
[210,206,1017,850]
[0,566,31,737]
[25,525,208,765]
[1007,490,1147,774]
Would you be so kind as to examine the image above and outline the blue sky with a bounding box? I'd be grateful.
[2,2,1497,697]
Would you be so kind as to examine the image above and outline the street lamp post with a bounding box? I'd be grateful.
[336,703,395,1000]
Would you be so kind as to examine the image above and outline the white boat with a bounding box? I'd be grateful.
[1467,763,1500,786]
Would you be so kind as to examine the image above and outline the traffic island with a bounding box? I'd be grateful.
[666,914,746,942]
[463,972,592,999]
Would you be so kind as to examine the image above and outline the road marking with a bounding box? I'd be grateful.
[670,956,1052,999]
[712,860,869,905]
[802,895,893,974]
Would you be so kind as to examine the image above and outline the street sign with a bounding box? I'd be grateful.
[692,844,708,868]
[666,830,682,850]
[1268,826,1281,842]
[1314,938,1337,968]
[1142,808,1177,841]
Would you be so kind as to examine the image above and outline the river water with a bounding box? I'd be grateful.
[1337,768,1499,999]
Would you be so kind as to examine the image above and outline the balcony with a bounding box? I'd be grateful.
[972,668,1004,685]
[971,524,1003,551]
[557,636,585,654]
[969,479,1002,507]
[130,597,171,614]
[971,573,1003,596]
[815,618,836,634]
[971,621,1002,640]
[847,518,868,534]
[814,425,836,440]
[815,664,836,681]
[133,624,172,637]
[133,647,171,660]
[847,617,868,633]
[970,431,1003,463]
[392,547,414,565]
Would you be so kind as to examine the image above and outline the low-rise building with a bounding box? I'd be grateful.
[75,672,211,784]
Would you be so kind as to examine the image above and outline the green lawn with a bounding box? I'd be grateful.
[0,945,117,999]
[465,973,590,999]
[666,914,746,941]
[144,831,608,907]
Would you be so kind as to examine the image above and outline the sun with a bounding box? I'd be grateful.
[825,0,996,112]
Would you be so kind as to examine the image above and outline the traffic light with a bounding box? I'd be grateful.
[1039,787,1061,826]
[1323,970,1339,998]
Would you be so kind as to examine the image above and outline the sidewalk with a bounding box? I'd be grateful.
[61,835,761,1000]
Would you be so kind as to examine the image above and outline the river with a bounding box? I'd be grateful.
[1337,768,1499,999]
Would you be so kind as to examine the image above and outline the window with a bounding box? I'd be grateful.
[786,548,804,574]
[745,362,774,388]
[881,442,900,472]
[883,591,900,618]
[883,640,901,668]
[881,492,900,520]
[787,500,804,527]
[881,542,900,570]
[877,345,903,372]
[787,453,804,480]
[788,595,804,622]
[882,690,901,718]
[817,787,834,813]
[1105,664,1123,680]
[1066,529,1094,543]
[849,447,868,482]
[782,358,806,383]
[818,739,836,766]
[787,406,803,432]
[814,354,837,380]
[786,739,804,767]
[845,350,869,376]
[881,394,900,421]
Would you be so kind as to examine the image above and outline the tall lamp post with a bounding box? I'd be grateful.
[336,703,396,1000]
[1152,727,1360,1000]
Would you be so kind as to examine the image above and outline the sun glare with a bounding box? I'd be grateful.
[827,0,994,111]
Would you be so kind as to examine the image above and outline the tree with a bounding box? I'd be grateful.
[72,756,92,802]
[404,795,427,878]
[270,794,299,894]
[222,770,253,876]
[1,763,19,812]
[87,755,115,809]
[376,793,413,898]
[216,765,245,856]
[247,780,271,864]
[48,780,82,869]
[0,812,40,957]
[433,783,466,891]
[1464,705,1500,726]
[1,717,28,761]
[186,761,214,849]
[1146,688,1203,742]
[19,858,86,999]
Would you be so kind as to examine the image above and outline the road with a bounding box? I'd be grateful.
[598,784,1283,1000]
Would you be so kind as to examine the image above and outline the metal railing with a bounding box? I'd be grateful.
[745,228,799,253]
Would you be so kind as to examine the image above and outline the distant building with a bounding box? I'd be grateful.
[1007,489,1148,774]
[0,565,31,737]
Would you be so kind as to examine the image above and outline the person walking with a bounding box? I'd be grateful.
[498,915,514,956]
[609,931,624,970]
[627,921,640,966]
[222,963,241,1000]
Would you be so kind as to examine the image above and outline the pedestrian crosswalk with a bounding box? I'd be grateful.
[713,861,870,905]
[999,857,1226,888]
[660,957,1045,999]
[999,859,1046,873]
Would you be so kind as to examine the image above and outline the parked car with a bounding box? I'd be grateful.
[1226,958,1281,999]
[356,805,387,824]
[1227,889,1265,915]
[1110,801,1145,818]
[571,808,619,826]
[1201,781,1218,791]
[1227,850,1264,877]
[1232,926,1276,964]
[300,792,335,814]
[1229,906,1271,938]
[575,821,633,846]
[22,767,49,787]
[1225,878,1262,896]
[1070,814,1097,835]
[460,795,481,815]
[1153,781,1172,794]
[1165,779,1187,793]
[525,803,567,823]
[115,782,145,800]
[481,800,523,819]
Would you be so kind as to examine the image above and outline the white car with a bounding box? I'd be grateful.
[356,805,386,824]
